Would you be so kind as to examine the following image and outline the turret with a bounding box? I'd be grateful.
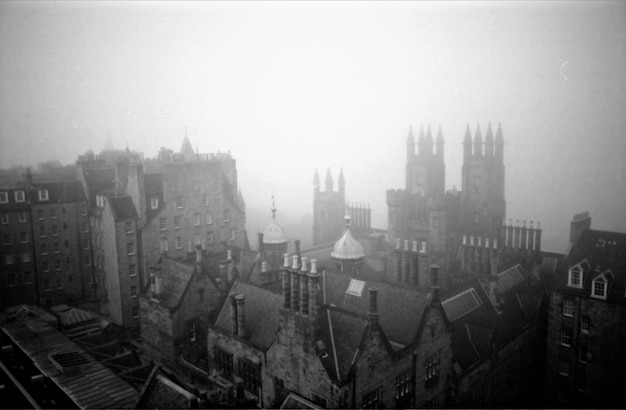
[313,168,320,193]
[325,167,333,192]
[425,125,434,156]
[407,126,415,160]
[338,168,345,194]
[484,122,494,157]
[463,123,472,161]
[417,126,426,156]
[473,124,483,157]
[495,122,504,162]
[436,125,444,159]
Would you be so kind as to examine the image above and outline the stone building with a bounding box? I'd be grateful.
[544,213,626,407]
[442,263,548,407]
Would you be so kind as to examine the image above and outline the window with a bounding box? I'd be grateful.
[176,195,183,209]
[560,327,573,347]
[558,357,570,376]
[189,322,196,342]
[194,213,201,226]
[39,225,45,237]
[160,238,169,252]
[425,355,440,387]
[202,194,210,206]
[151,198,159,210]
[176,236,183,249]
[5,255,15,265]
[43,280,50,290]
[130,285,138,297]
[174,216,182,229]
[54,259,61,270]
[159,217,167,231]
[3,234,11,245]
[132,306,139,318]
[230,228,236,241]
[194,234,201,246]
[214,348,233,378]
[19,232,27,243]
[56,278,63,289]
[206,212,213,225]
[19,212,26,222]
[581,315,590,333]
[579,345,589,363]
[37,209,44,220]
[80,204,87,216]
[81,222,88,233]
[53,242,60,253]
[129,264,137,276]
[22,252,31,262]
[125,221,134,234]
[8,273,16,287]
[396,368,413,404]
[50,208,57,218]
[24,271,32,284]
[362,387,382,409]
[38,189,49,201]
[52,224,59,236]
[0,192,7,203]
[0,214,8,224]
[127,242,135,255]
[223,209,230,222]
[568,267,583,288]
[42,260,49,272]
[274,377,286,402]
[562,298,574,317]
[82,237,90,249]
[15,191,25,202]
[41,243,48,255]
[591,278,607,299]
[239,360,261,393]
[207,231,215,245]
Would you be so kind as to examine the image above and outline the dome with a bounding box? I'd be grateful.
[331,215,365,260]
[263,207,288,245]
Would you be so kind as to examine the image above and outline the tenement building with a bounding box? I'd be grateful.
[545,212,626,407]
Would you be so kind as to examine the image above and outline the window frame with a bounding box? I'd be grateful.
[591,277,607,299]
[15,191,25,203]
[38,189,49,201]
[0,192,8,203]
[562,298,574,317]
[125,220,134,234]
[560,327,573,347]
[568,266,583,288]
[150,197,159,210]
[127,241,135,255]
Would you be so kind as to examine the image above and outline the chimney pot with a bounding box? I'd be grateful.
[283,253,290,268]
[227,249,232,260]
[301,257,308,272]
[404,239,409,251]
[420,241,427,253]
[292,255,299,270]
[395,238,401,250]
[311,259,318,274]
[412,240,418,252]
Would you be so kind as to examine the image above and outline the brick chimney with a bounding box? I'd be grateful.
[236,294,246,338]
[308,265,320,318]
[299,257,309,314]
[430,265,440,305]
[282,254,291,309]
[368,288,379,324]
[229,293,238,335]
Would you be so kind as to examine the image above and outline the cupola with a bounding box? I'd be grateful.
[331,214,365,274]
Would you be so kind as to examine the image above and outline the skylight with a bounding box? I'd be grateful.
[346,279,366,297]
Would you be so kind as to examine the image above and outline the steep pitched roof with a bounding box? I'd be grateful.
[108,196,138,221]
[143,258,196,310]
[30,181,86,204]
[213,281,282,351]
[135,366,199,409]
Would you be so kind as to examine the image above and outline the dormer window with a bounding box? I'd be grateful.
[591,277,607,299]
[0,192,8,203]
[15,191,25,202]
[150,198,159,210]
[38,189,49,201]
[568,266,583,289]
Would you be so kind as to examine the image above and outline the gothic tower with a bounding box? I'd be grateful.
[312,168,346,246]
[460,122,506,245]
[405,125,445,199]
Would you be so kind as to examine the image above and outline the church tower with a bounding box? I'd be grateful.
[460,122,506,253]
[405,125,445,199]
[312,168,346,246]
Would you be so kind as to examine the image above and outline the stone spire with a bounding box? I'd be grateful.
[463,123,472,161]
[485,122,494,157]
[436,125,444,158]
[325,167,333,192]
[313,168,320,192]
[338,168,345,194]
[495,122,504,161]
[425,125,434,156]
[473,124,483,157]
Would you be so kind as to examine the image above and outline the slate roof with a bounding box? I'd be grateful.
[320,270,430,346]
[557,229,626,303]
[30,181,86,204]
[144,173,163,196]
[213,281,283,351]
[1,317,138,409]
[59,307,97,328]
[143,258,196,310]
[108,195,139,221]
[442,265,547,377]
[135,366,198,409]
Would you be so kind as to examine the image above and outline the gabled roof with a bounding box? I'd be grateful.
[213,281,282,351]
[108,196,138,221]
[321,270,430,346]
[143,258,196,310]
[135,366,199,409]
[558,229,626,302]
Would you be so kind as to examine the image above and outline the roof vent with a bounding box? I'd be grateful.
[49,351,90,374]
[346,279,366,297]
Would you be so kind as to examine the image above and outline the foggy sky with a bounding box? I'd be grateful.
[1,1,625,253]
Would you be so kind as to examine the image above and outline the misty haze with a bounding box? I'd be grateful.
[0,1,625,409]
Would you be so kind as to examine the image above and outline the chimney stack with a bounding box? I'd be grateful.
[229,293,238,335]
[291,270,300,312]
[368,288,379,323]
[308,271,320,317]
[283,253,290,268]
[236,295,246,338]
[430,265,440,304]
[195,244,202,272]
[295,239,301,268]
[311,259,318,274]
[258,232,265,254]
[282,269,291,309]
